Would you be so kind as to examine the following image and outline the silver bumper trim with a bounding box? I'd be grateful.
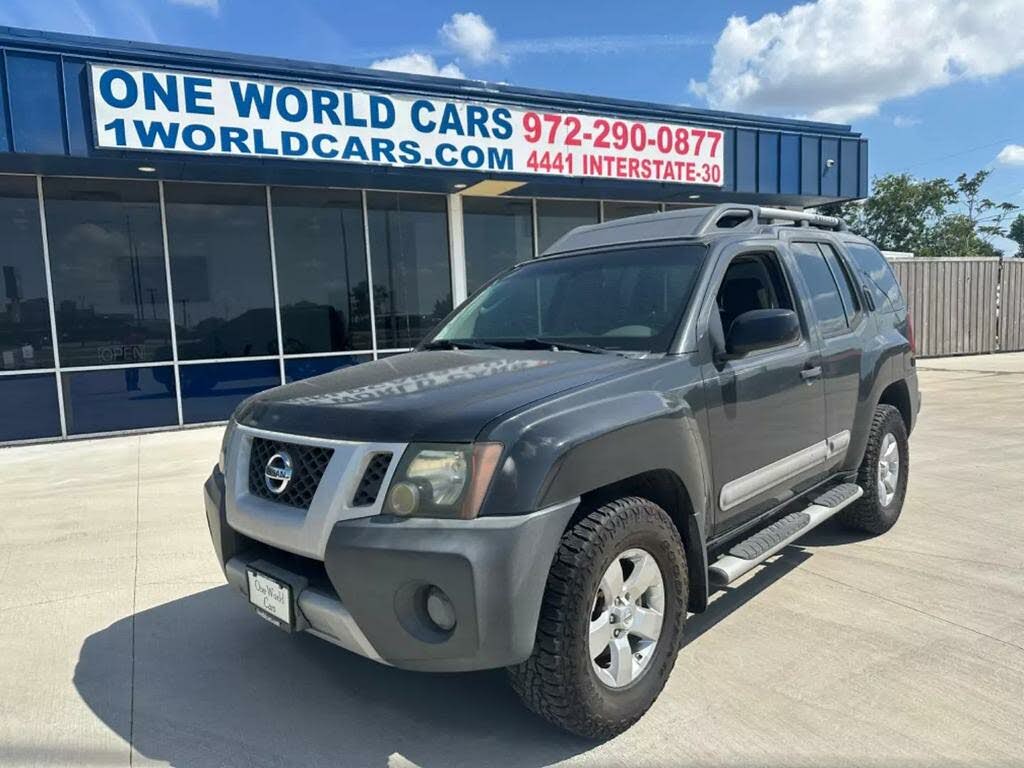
[224,557,387,664]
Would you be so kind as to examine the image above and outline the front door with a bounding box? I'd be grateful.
[700,246,827,536]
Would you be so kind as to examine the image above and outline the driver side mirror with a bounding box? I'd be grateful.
[719,308,800,360]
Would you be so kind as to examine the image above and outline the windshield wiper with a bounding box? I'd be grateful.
[421,339,503,351]
[500,338,619,355]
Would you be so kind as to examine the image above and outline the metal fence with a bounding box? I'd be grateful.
[888,258,1024,358]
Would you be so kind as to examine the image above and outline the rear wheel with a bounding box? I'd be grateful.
[840,404,909,534]
[507,496,687,740]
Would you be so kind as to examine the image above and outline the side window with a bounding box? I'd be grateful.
[844,242,905,311]
[790,242,849,336]
[819,243,860,321]
[715,252,797,342]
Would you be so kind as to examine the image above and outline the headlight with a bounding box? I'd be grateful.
[218,419,238,473]
[385,442,502,519]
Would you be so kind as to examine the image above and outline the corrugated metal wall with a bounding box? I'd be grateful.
[890,258,1024,358]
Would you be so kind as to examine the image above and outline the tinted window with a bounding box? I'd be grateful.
[284,354,371,382]
[271,187,371,353]
[165,183,278,360]
[435,244,706,352]
[844,242,905,310]
[0,175,54,370]
[0,373,61,441]
[366,192,451,349]
[44,178,171,367]
[536,199,599,253]
[463,196,534,293]
[818,242,860,320]
[602,202,660,221]
[790,242,848,336]
[179,359,280,423]
[62,366,177,434]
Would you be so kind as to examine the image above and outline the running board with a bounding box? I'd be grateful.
[709,483,863,586]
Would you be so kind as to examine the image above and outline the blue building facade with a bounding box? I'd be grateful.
[0,27,868,443]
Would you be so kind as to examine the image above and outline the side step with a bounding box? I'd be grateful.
[709,483,863,586]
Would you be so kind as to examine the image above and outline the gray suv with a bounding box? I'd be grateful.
[204,204,920,739]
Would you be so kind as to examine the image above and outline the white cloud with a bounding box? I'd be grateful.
[440,12,505,64]
[690,0,1024,123]
[893,115,921,128]
[997,144,1024,165]
[168,0,219,12]
[370,53,465,80]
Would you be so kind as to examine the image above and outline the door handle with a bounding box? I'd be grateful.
[801,365,823,381]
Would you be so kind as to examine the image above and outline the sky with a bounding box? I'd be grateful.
[3,0,1024,252]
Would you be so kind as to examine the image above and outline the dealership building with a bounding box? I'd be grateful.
[0,26,868,444]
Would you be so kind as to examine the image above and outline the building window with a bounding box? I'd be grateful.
[61,366,177,435]
[43,178,171,368]
[270,187,371,354]
[366,192,451,349]
[164,183,278,360]
[0,175,53,370]
[463,196,534,294]
[284,354,372,382]
[536,199,599,254]
[0,373,61,441]
[602,202,660,221]
[179,359,280,424]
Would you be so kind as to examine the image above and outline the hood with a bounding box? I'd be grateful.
[235,349,648,443]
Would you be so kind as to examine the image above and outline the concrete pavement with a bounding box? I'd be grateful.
[1,354,1022,767]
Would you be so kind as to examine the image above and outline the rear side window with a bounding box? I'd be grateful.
[790,242,849,337]
[844,243,905,311]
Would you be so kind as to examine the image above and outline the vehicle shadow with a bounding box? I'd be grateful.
[73,586,589,768]
[73,546,814,768]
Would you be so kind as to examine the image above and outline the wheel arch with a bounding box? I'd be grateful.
[572,469,710,614]
[878,378,913,433]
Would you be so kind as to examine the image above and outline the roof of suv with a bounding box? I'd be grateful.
[543,203,854,256]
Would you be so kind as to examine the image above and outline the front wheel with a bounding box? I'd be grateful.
[840,404,909,534]
[507,496,687,740]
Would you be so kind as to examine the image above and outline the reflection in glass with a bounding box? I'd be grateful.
[165,183,278,360]
[602,202,660,221]
[44,178,171,367]
[0,373,60,440]
[366,192,451,349]
[0,175,54,370]
[536,199,599,254]
[463,197,534,294]
[271,187,371,353]
[62,366,178,434]
[179,359,280,423]
[284,354,372,382]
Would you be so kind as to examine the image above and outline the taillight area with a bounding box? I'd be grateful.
[906,313,916,356]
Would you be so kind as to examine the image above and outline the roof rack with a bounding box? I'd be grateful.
[693,204,846,235]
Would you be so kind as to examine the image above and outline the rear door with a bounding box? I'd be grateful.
[785,237,870,468]
[699,244,827,535]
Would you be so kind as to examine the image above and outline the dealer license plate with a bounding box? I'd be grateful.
[246,568,292,628]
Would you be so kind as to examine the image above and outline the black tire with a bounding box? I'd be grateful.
[507,496,687,740]
[840,404,909,534]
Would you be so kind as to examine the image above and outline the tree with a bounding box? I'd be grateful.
[1008,214,1024,258]
[819,169,1017,258]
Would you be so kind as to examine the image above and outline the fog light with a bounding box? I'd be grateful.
[425,586,456,631]
[388,481,420,516]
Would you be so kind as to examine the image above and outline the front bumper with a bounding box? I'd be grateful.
[204,468,577,672]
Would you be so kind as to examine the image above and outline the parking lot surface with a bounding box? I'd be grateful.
[1,354,1022,767]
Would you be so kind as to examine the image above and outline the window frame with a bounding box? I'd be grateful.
[699,244,808,360]
[788,239,858,339]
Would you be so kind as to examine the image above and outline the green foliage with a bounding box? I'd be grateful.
[1009,214,1024,257]
[818,169,1017,258]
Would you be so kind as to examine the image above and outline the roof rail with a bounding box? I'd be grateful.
[693,204,846,235]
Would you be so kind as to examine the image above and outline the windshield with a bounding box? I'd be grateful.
[430,243,707,353]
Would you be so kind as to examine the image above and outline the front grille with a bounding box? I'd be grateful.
[248,437,333,510]
[352,452,393,506]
